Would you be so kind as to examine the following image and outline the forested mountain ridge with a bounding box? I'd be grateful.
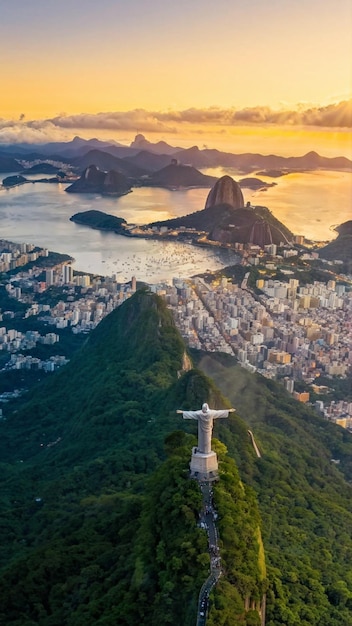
[0,291,352,624]
[0,290,263,625]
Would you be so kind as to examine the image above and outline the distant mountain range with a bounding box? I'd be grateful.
[1,134,351,175]
[0,135,126,158]
[71,149,148,178]
[130,133,181,155]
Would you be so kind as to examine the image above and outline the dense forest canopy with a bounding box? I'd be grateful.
[0,291,352,625]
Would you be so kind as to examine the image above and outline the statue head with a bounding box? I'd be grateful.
[202,403,209,413]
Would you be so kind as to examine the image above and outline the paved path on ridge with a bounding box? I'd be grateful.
[196,481,222,626]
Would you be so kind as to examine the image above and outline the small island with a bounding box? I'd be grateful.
[238,177,277,190]
[70,210,127,233]
[255,169,293,178]
[2,175,28,188]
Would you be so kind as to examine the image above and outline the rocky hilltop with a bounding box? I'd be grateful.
[65,164,132,195]
[205,174,245,209]
[130,133,181,155]
[144,160,218,189]
[149,175,293,246]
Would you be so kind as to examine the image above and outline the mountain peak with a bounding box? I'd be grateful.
[205,175,244,210]
[131,133,147,145]
[130,134,181,155]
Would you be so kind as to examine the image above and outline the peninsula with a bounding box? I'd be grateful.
[318,220,352,263]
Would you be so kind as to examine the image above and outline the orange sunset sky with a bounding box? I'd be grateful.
[1,0,351,156]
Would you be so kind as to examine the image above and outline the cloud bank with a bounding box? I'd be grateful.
[49,100,352,130]
[49,110,177,133]
[0,101,350,144]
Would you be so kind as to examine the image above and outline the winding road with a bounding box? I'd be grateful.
[196,481,222,626]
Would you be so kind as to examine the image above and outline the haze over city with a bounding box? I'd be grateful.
[1,0,351,156]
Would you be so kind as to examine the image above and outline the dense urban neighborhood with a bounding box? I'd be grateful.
[0,237,351,428]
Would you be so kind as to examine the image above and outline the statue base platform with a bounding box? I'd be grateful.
[189,447,219,481]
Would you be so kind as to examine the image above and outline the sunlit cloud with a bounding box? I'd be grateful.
[48,100,352,132]
[230,101,352,127]
[0,120,69,145]
[156,100,352,128]
[49,110,176,133]
[0,100,350,147]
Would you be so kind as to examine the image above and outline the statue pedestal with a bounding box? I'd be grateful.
[190,447,219,481]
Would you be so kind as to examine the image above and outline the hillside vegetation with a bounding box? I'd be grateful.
[0,291,352,624]
[0,291,262,625]
[195,350,352,625]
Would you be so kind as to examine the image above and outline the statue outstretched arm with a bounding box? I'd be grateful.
[212,408,236,420]
[176,409,199,421]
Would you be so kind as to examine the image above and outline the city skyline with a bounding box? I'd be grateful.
[1,0,351,156]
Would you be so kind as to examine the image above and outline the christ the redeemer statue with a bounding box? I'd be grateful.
[177,403,235,454]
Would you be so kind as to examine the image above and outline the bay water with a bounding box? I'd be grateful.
[0,170,350,283]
